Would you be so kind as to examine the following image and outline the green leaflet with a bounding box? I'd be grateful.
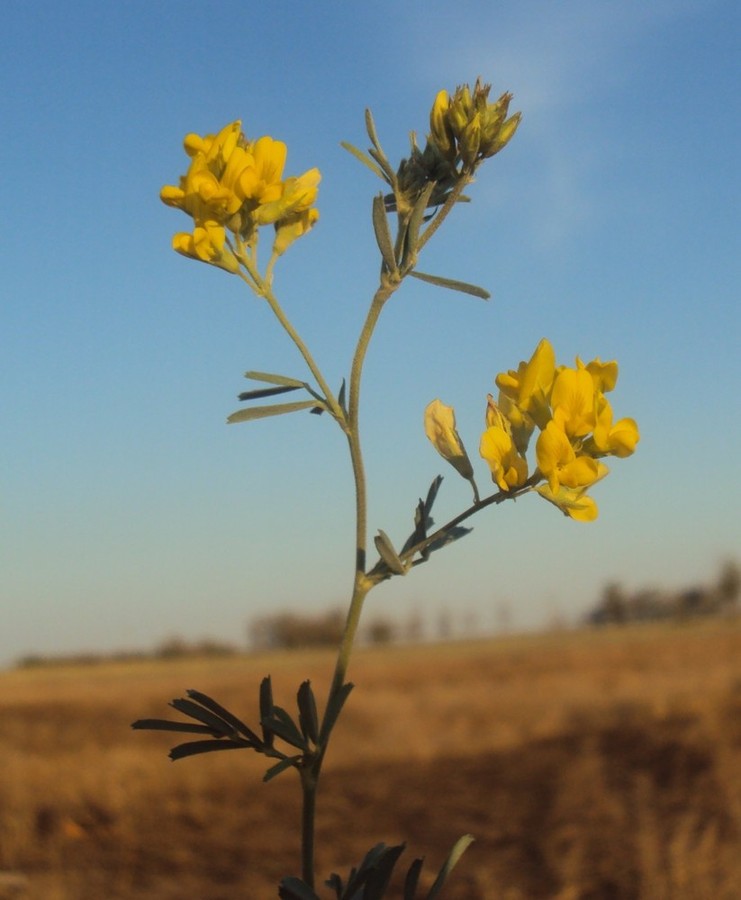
[340,140,387,181]
[227,400,326,424]
[409,270,490,300]
[372,193,398,273]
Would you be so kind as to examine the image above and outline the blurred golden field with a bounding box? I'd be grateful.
[1,618,740,899]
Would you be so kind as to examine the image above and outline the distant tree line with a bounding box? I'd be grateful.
[248,609,398,650]
[15,636,239,669]
[586,561,740,626]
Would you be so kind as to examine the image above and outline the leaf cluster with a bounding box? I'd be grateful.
[368,476,472,583]
[131,677,353,782]
[343,109,490,298]
[279,835,474,900]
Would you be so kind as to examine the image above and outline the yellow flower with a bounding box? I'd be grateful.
[273,208,320,257]
[429,90,454,158]
[479,424,528,491]
[172,221,239,273]
[236,136,287,207]
[424,399,474,480]
[584,357,618,393]
[588,395,640,458]
[161,122,247,224]
[550,366,596,439]
[442,80,521,168]
[535,483,600,522]
[161,121,320,268]
[536,419,602,494]
[496,338,555,430]
[494,392,534,454]
[252,167,321,226]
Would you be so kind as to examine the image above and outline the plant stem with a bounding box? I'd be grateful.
[299,278,397,888]
[345,281,395,570]
[236,268,346,427]
[367,474,542,584]
[299,767,318,888]
[256,172,472,886]
[412,175,472,261]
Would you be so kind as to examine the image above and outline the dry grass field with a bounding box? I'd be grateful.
[1,618,740,899]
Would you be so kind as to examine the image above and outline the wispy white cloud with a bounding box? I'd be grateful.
[408,0,713,249]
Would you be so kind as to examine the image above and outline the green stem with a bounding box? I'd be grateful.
[236,267,346,427]
[411,174,472,263]
[300,767,317,888]
[346,282,394,568]
[299,279,396,887]
[368,474,542,584]
[260,172,471,886]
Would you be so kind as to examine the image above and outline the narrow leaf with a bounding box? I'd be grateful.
[374,530,408,576]
[401,500,427,555]
[319,682,354,744]
[364,107,382,151]
[426,525,473,555]
[368,146,397,183]
[325,872,344,897]
[169,698,235,736]
[297,681,319,745]
[264,706,309,751]
[409,270,491,300]
[372,193,398,273]
[364,109,396,181]
[340,141,387,181]
[405,182,437,262]
[186,689,262,747]
[337,378,347,414]
[263,756,301,783]
[260,676,275,749]
[426,834,475,900]
[244,371,306,388]
[404,858,424,900]
[424,475,444,516]
[227,400,326,424]
[238,384,303,402]
[243,372,325,405]
[168,739,246,761]
[364,843,406,899]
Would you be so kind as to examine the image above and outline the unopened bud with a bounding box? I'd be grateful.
[424,399,474,480]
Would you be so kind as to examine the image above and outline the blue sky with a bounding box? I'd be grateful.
[2,1,739,665]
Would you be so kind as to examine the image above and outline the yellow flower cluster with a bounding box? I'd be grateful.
[161,122,320,272]
[429,78,521,170]
[425,339,639,521]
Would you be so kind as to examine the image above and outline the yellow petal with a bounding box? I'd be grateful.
[424,399,474,480]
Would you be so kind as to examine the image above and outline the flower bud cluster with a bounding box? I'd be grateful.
[161,122,320,271]
[391,80,521,215]
[425,339,639,521]
[429,78,521,171]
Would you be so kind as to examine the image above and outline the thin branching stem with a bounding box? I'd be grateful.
[412,175,472,261]
[236,267,346,426]
[242,163,478,889]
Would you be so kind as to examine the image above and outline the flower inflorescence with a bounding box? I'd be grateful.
[391,79,521,217]
[160,121,320,274]
[426,338,639,521]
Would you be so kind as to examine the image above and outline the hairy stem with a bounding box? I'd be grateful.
[236,268,346,427]
[300,767,318,888]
